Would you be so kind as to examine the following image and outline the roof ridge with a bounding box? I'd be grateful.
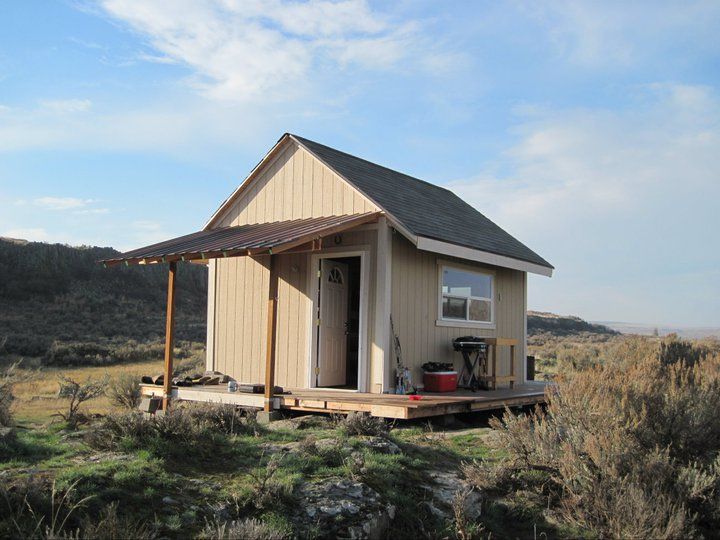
[289,133,455,195]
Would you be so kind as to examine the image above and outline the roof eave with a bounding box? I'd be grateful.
[416,235,554,277]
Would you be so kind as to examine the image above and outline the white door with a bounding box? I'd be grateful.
[318,259,349,387]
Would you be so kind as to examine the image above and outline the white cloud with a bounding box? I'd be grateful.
[1,228,51,242]
[74,208,110,215]
[518,0,720,67]
[98,0,427,102]
[448,83,720,325]
[32,197,95,211]
[39,99,92,113]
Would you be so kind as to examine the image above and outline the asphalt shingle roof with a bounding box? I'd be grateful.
[292,134,553,270]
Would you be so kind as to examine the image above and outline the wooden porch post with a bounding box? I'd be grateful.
[162,261,177,410]
[264,255,279,412]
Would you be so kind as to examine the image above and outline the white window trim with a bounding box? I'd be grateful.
[436,262,496,329]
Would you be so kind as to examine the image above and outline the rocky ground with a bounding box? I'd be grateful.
[0,408,566,539]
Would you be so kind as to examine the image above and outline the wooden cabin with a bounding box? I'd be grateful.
[104,134,554,419]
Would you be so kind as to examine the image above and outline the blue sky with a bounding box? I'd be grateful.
[1,1,718,327]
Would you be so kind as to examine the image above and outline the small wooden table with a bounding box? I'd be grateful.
[476,338,517,390]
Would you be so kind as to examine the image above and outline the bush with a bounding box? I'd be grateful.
[79,501,158,539]
[56,375,107,428]
[658,334,714,366]
[108,340,164,363]
[46,341,112,366]
[108,373,142,410]
[341,412,389,437]
[85,404,259,459]
[465,353,720,538]
[185,403,258,436]
[199,518,288,540]
[0,334,52,357]
[0,476,158,539]
[0,362,19,426]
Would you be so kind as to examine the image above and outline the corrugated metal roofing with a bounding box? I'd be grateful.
[291,134,553,270]
[102,213,380,266]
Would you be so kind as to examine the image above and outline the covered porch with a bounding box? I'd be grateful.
[102,212,383,414]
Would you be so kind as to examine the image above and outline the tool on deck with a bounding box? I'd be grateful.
[391,315,413,394]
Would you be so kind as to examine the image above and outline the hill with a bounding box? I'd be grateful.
[528,311,618,337]
[0,238,622,362]
[0,239,207,361]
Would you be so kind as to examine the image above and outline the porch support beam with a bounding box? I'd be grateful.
[162,261,177,410]
[264,254,279,412]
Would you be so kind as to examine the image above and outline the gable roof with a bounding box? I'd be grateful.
[290,134,553,271]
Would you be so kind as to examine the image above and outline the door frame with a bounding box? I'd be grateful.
[307,247,370,392]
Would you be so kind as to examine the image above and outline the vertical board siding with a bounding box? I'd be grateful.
[212,228,376,388]
[390,235,526,387]
[210,141,379,387]
[218,142,378,227]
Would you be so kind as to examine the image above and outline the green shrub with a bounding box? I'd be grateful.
[85,405,258,460]
[45,341,112,366]
[0,334,52,357]
[465,353,720,538]
[341,412,389,437]
[79,501,158,539]
[185,403,257,436]
[658,334,713,366]
[108,373,142,410]
[199,517,289,540]
[0,362,18,426]
[108,340,164,363]
[56,375,107,428]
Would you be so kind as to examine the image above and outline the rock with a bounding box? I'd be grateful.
[293,478,394,539]
[315,437,352,453]
[162,496,179,506]
[264,414,333,432]
[60,430,85,441]
[259,441,300,455]
[361,436,402,455]
[422,470,483,521]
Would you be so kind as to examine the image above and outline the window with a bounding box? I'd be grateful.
[328,266,344,284]
[439,266,494,324]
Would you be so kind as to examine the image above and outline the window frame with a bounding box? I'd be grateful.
[436,262,496,329]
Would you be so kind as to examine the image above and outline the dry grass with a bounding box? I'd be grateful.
[10,359,163,425]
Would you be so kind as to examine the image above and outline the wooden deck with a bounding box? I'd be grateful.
[141,381,549,419]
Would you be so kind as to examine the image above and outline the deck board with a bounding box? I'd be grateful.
[141,381,549,419]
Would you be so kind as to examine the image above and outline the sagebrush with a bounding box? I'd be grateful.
[465,348,720,539]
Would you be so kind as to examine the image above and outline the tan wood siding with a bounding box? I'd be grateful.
[212,227,377,389]
[390,235,526,388]
[217,141,378,227]
[209,139,381,387]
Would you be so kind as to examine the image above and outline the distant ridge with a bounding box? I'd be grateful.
[528,311,618,336]
[0,237,207,359]
[596,321,720,339]
[0,236,29,245]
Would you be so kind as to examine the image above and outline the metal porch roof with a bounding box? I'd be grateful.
[101,213,381,266]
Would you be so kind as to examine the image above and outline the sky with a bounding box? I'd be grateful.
[0,0,718,327]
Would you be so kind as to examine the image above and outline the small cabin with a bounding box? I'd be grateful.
[104,134,553,419]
